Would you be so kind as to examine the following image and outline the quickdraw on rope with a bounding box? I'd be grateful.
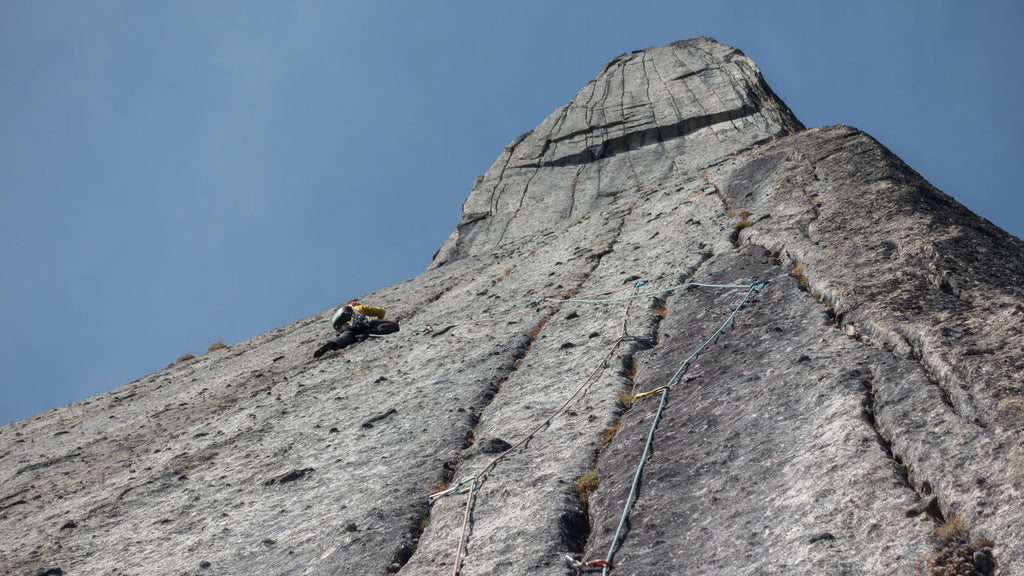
[629,385,667,404]
[428,476,478,505]
[565,555,613,571]
[599,280,766,575]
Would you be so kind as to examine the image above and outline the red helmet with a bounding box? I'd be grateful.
[348,301,361,307]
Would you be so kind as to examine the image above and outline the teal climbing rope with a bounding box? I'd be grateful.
[599,280,766,574]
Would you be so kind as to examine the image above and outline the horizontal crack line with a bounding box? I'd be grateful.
[520,103,759,169]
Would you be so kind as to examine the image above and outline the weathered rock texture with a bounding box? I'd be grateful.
[2,37,1022,576]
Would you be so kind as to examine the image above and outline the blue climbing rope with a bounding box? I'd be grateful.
[600,280,766,574]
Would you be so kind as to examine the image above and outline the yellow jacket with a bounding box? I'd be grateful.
[352,305,386,320]
[332,304,386,331]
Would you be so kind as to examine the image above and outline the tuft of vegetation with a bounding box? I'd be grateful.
[599,422,621,448]
[922,515,996,576]
[176,354,195,363]
[936,515,969,546]
[726,208,754,231]
[575,469,599,505]
[206,342,228,353]
[526,318,549,341]
[791,261,809,287]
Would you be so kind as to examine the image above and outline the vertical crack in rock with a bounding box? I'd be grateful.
[619,61,645,196]
[667,45,714,143]
[640,51,690,188]
[488,133,528,219]
[496,103,578,246]
[569,294,668,562]
[495,165,541,247]
[826,299,992,432]
[692,42,745,136]
[566,165,583,218]
[859,375,914,493]
[546,206,658,560]
[402,312,561,574]
[772,245,953,500]
[760,243,1006,573]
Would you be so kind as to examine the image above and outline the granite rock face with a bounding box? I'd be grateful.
[2,37,1022,576]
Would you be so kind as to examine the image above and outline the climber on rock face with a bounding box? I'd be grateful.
[313,301,399,358]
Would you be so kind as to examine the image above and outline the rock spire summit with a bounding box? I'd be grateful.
[433,37,804,265]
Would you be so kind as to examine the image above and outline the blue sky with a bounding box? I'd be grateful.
[2,1,1022,426]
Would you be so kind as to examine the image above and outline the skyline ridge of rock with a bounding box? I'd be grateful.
[2,37,1022,576]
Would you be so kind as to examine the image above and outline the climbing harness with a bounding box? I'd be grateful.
[425,278,766,576]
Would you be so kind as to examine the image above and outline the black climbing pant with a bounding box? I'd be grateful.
[320,320,399,353]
